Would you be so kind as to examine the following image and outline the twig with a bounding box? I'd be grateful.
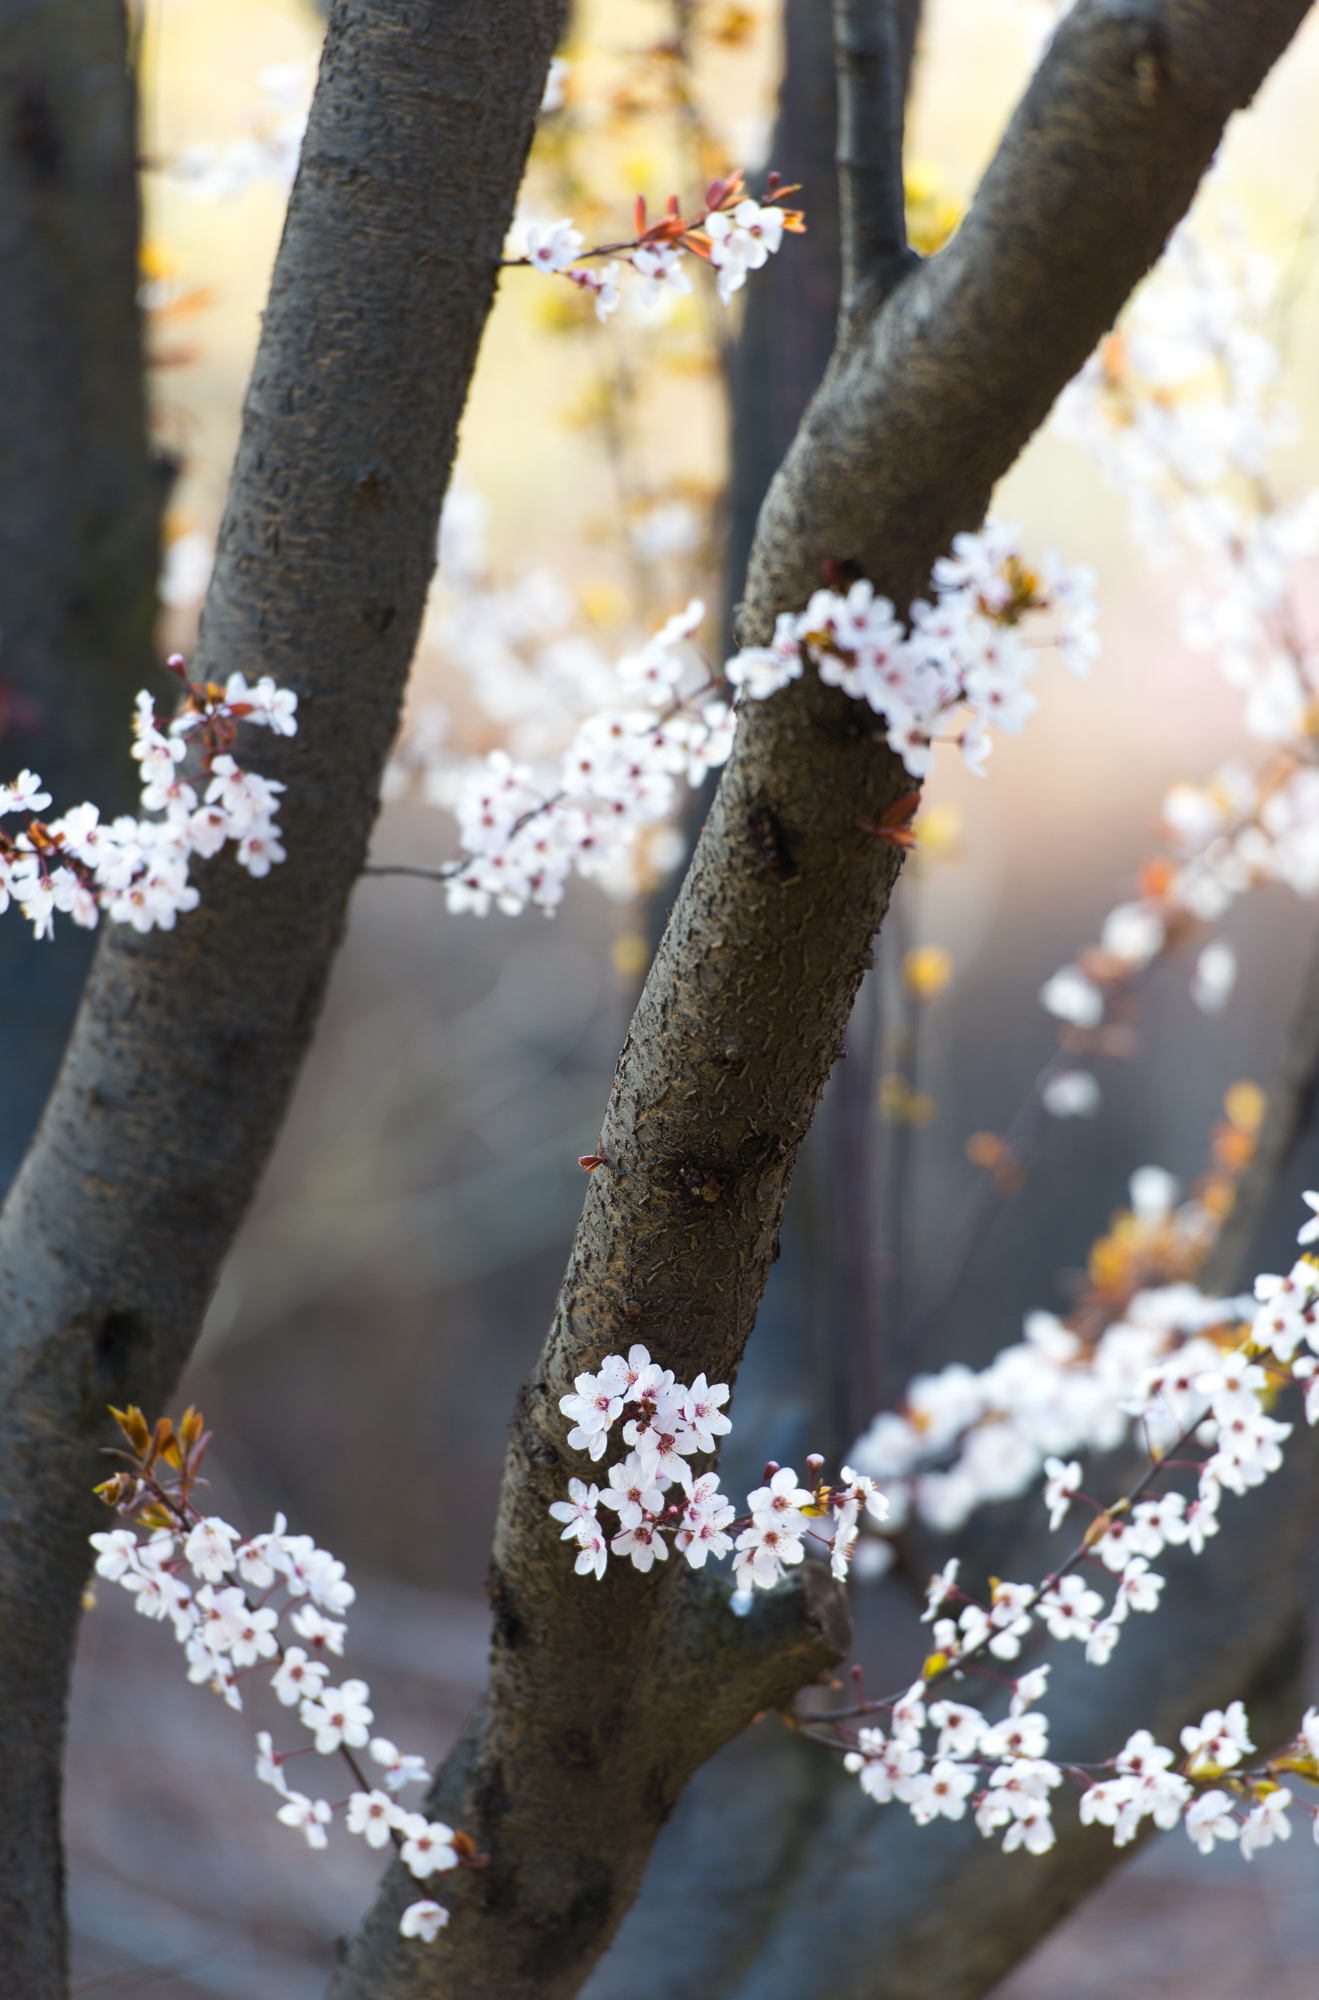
[359,863,454,883]
[812,1400,1219,1727]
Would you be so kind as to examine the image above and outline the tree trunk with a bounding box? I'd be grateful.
[0,0,162,1192]
[0,3,568,1992]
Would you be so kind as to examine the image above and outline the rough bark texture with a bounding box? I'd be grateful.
[331,4,1314,1999]
[0,0,161,1191]
[0,3,567,1992]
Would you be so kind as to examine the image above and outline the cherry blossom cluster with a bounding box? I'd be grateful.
[508,169,804,320]
[413,513,1096,920]
[382,479,727,910]
[1042,212,1319,1029]
[439,601,734,916]
[0,656,296,939]
[549,1343,888,1589]
[822,1670,1319,1861]
[88,1405,481,1946]
[847,1148,1270,1536]
[809,1199,1319,1858]
[724,523,1098,779]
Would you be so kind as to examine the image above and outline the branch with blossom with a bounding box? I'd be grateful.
[547,1342,887,1589]
[89,1404,482,1946]
[725,521,1098,779]
[851,1087,1265,1541]
[542,1195,1319,1864]
[0,655,296,939]
[380,522,1096,922]
[505,169,805,318]
[890,205,1315,1376]
[796,1193,1319,1860]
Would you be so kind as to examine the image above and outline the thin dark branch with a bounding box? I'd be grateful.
[903,1047,1069,1365]
[832,0,920,322]
[1201,918,1319,1292]
[894,0,923,105]
[360,862,452,883]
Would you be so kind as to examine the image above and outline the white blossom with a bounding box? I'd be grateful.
[398,1814,461,1879]
[271,1646,330,1708]
[1041,1069,1101,1118]
[907,1759,976,1825]
[844,1727,925,1803]
[400,1899,450,1941]
[1240,1788,1292,1858]
[1185,1788,1240,1853]
[1039,1574,1102,1641]
[346,1790,399,1848]
[183,1517,240,1584]
[289,1602,347,1654]
[1181,1701,1254,1773]
[1039,966,1104,1028]
[370,1738,431,1793]
[524,218,584,273]
[300,1678,374,1754]
[276,1792,332,1849]
[1042,1457,1082,1531]
[254,1731,289,1796]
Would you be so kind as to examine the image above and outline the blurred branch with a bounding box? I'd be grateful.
[833,0,922,323]
[0,1,163,1978]
[0,2,166,1198]
[1200,921,1319,1292]
[723,0,845,642]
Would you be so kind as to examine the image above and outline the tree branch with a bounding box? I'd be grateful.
[0,3,568,1991]
[833,0,921,323]
[1201,919,1319,1291]
[335,1564,851,1992]
[723,0,845,635]
[0,2,164,1194]
[331,3,1314,1996]
[584,1428,1319,2000]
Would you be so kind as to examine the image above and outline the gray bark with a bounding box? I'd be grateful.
[833,0,920,321]
[0,2,568,1992]
[330,3,1315,1998]
[723,0,843,629]
[0,0,162,1190]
